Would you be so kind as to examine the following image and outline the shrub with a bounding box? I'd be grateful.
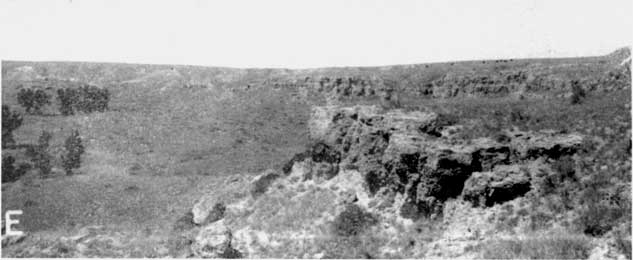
[172,211,196,232]
[57,88,77,115]
[17,88,51,114]
[364,170,390,195]
[481,233,592,259]
[508,106,530,124]
[26,131,53,177]
[61,129,85,175]
[575,201,626,236]
[2,105,23,148]
[379,79,402,109]
[75,85,110,113]
[570,80,586,105]
[282,152,307,174]
[574,177,628,236]
[309,142,341,164]
[332,204,377,237]
[2,156,30,183]
[539,156,578,196]
[281,142,341,175]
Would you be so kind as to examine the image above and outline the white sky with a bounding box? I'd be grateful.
[1,0,631,68]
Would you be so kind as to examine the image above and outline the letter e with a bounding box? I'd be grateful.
[5,210,24,236]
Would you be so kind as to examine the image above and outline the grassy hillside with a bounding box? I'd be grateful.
[1,47,630,257]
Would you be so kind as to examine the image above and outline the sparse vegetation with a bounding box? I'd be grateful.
[2,105,23,148]
[481,233,592,259]
[575,177,628,236]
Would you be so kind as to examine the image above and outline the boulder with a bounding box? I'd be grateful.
[462,165,532,207]
[192,221,241,258]
[250,169,282,198]
[192,201,226,225]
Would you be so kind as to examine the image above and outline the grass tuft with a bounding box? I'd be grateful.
[481,232,592,259]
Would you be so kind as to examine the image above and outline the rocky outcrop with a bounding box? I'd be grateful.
[250,170,282,198]
[192,201,226,225]
[184,105,587,258]
[301,105,584,217]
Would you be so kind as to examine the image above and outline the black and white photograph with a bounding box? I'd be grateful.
[1,0,632,258]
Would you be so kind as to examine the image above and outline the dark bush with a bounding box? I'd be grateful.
[332,204,377,237]
[309,142,341,164]
[365,170,394,195]
[57,88,77,115]
[282,142,341,175]
[61,129,85,175]
[575,179,628,236]
[576,202,626,237]
[2,105,23,148]
[539,156,578,197]
[551,156,576,181]
[17,88,51,114]
[57,85,110,115]
[282,152,307,174]
[2,156,30,183]
[509,107,530,123]
[26,131,53,177]
[570,80,586,105]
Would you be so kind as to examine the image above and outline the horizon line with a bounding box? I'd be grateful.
[2,46,630,71]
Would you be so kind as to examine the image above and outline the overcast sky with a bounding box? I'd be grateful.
[1,0,631,68]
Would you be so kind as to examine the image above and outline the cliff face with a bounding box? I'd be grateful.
[264,61,630,102]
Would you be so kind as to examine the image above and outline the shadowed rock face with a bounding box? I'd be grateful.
[462,165,534,207]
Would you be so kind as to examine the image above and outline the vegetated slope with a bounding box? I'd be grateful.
[1,47,630,258]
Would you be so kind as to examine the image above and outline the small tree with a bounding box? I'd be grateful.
[380,79,402,109]
[2,105,23,148]
[26,131,53,177]
[17,88,51,114]
[2,156,30,183]
[332,204,377,236]
[61,129,84,175]
[570,80,586,105]
[57,86,110,115]
[57,88,77,116]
